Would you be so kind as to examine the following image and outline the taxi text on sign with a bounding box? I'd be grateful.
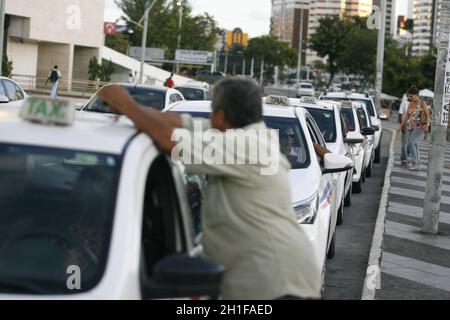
[20,97,75,126]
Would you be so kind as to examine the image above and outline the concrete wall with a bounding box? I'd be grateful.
[73,46,100,81]
[37,43,73,89]
[5,0,105,48]
[6,39,39,77]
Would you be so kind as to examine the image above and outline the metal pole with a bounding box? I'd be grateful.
[0,0,6,75]
[140,5,150,84]
[375,0,387,112]
[423,0,450,234]
[224,51,229,74]
[176,2,183,74]
[260,59,264,86]
[242,57,246,76]
[250,57,254,79]
[296,8,304,85]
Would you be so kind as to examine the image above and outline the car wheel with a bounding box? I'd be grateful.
[344,184,352,207]
[374,141,381,164]
[366,158,373,178]
[337,198,344,226]
[327,231,336,260]
[321,258,327,298]
[353,175,363,194]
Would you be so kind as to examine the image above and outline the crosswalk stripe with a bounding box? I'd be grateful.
[388,201,450,223]
[381,252,450,292]
[390,187,450,205]
[391,167,450,182]
[386,221,450,250]
[391,176,450,193]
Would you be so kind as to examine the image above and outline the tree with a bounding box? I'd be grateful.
[2,55,13,78]
[337,23,377,90]
[116,0,222,61]
[309,16,352,86]
[88,57,115,82]
[244,36,297,83]
[105,33,130,55]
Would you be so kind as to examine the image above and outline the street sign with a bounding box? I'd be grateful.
[129,47,165,61]
[175,50,213,64]
[442,32,450,126]
[104,22,116,35]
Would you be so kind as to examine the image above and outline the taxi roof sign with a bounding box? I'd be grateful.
[264,95,290,106]
[299,96,317,104]
[20,97,74,126]
[340,100,353,108]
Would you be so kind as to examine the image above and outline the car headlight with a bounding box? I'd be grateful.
[294,195,319,225]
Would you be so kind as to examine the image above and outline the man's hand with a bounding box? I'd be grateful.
[97,85,138,114]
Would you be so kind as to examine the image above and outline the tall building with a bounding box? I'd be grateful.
[341,0,373,17]
[412,0,442,55]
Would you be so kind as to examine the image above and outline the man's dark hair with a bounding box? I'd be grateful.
[212,78,263,128]
[54,65,58,69]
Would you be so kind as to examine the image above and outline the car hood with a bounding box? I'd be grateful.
[289,168,320,205]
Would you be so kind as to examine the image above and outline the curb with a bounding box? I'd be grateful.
[361,128,397,300]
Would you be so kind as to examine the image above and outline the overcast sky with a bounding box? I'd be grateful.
[104,0,409,38]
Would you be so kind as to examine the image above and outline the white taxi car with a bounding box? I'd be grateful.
[298,98,362,225]
[164,96,354,289]
[319,92,382,163]
[0,77,28,108]
[354,101,378,178]
[0,99,224,299]
[338,101,375,194]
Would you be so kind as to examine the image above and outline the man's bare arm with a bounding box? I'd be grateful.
[98,85,181,154]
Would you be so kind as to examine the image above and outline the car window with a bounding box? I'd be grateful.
[356,108,369,128]
[300,84,313,89]
[169,111,311,169]
[2,80,23,101]
[340,108,356,132]
[322,97,376,117]
[265,117,310,169]
[340,113,348,138]
[0,82,6,97]
[84,87,166,113]
[169,94,182,104]
[175,87,205,101]
[0,143,120,294]
[305,108,336,143]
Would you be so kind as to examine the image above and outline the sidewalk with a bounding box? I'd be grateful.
[376,129,450,300]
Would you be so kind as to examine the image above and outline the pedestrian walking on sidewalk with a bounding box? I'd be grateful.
[46,66,62,100]
[164,73,174,88]
[398,94,410,166]
[399,85,431,171]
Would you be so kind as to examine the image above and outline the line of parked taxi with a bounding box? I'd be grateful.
[0,82,382,299]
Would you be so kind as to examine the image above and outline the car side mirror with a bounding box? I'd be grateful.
[75,103,84,111]
[344,131,364,145]
[322,153,354,175]
[0,95,10,103]
[371,125,380,132]
[142,254,224,299]
[361,127,375,136]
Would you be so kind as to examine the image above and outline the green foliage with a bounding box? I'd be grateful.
[116,0,222,61]
[2,55,13,78]
[105,33,130,55]
[88,57,115,82]
[383,40,436,97]
[309,16,352,85]
[244,35,297,83]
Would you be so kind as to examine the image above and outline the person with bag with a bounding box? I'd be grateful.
[46,65,62,100]
[399,85,430,171]
[164,73,174,88]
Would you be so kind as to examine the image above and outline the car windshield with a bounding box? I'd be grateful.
[175,87,206,100]
[0,144,120,294]
[340,108,356,132]
[321,97,376,117]
[84,87,166,113]
[305,108,336,143]
[170,111,310,169]
[300,84,313,89]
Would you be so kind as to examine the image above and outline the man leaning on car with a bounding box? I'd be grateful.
[97,78,322,300]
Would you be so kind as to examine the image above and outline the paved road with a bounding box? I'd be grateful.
[323,125,392,300]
